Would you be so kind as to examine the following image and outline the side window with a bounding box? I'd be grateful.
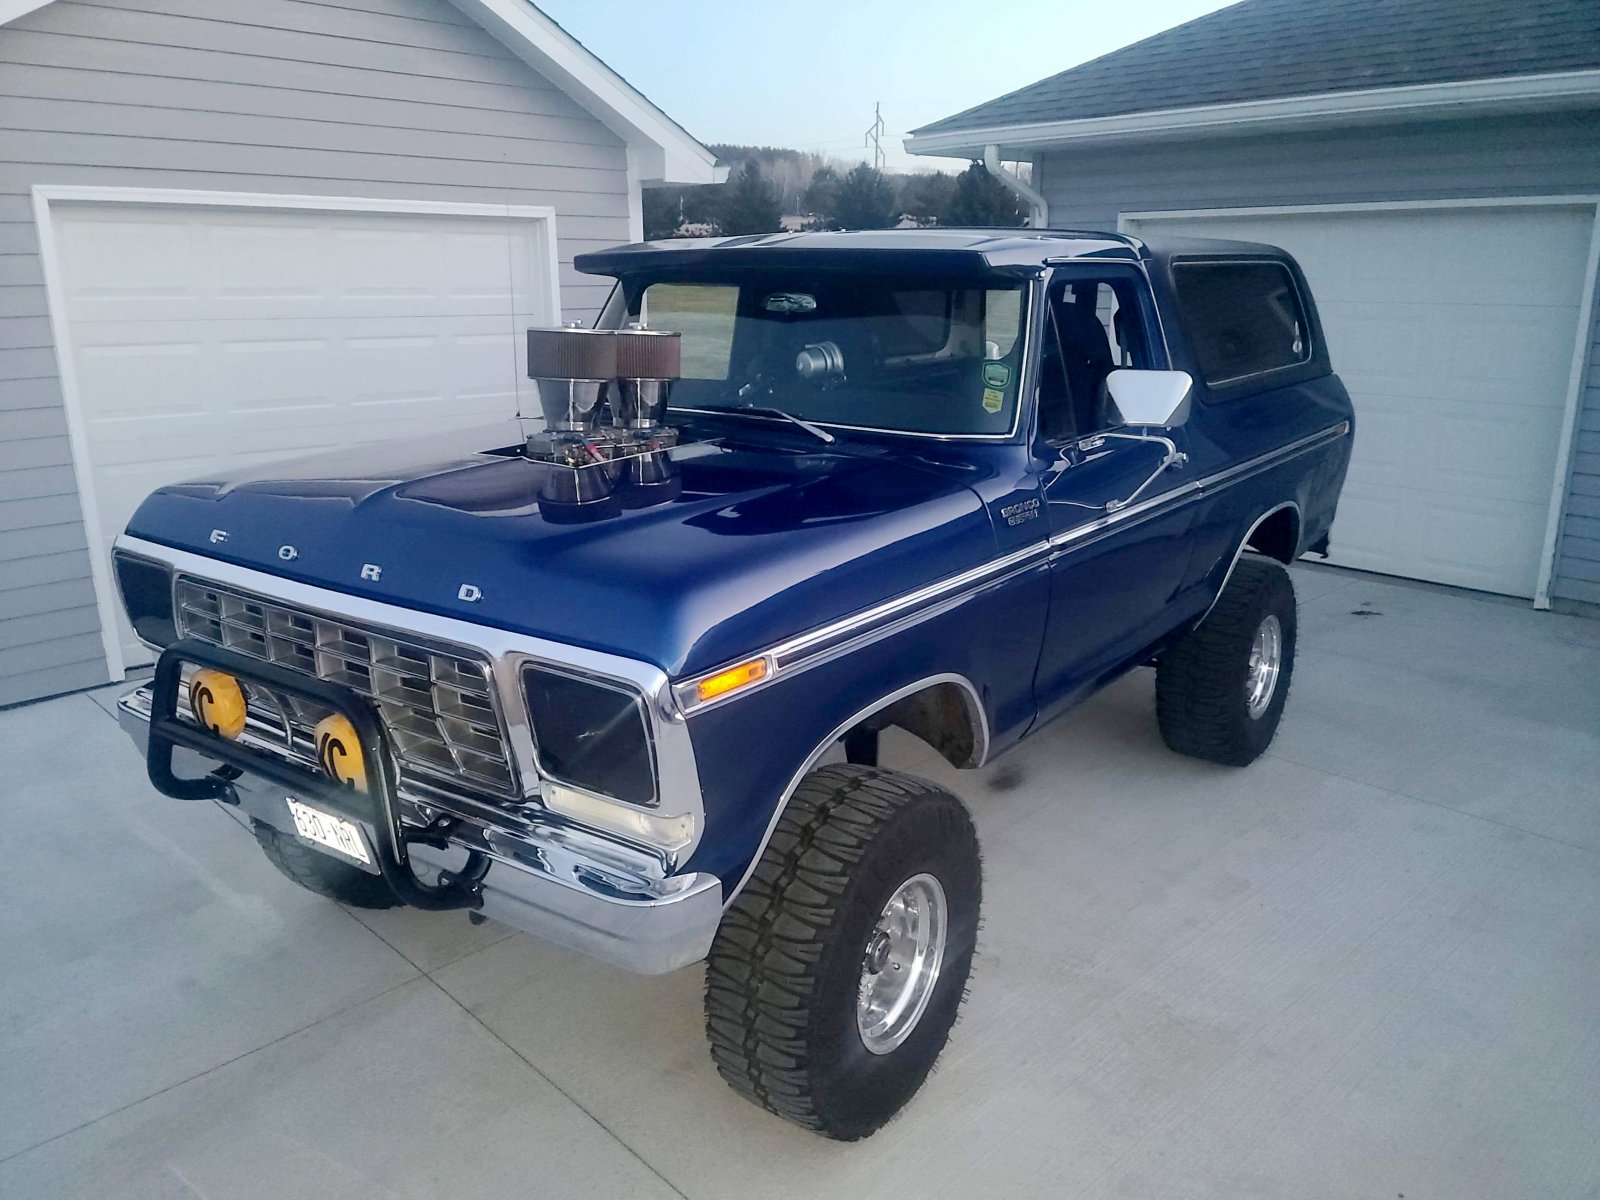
[1172,261,1309,385]
[640,283,737,379]
[984,289,1023,359]
[1037,275,1152,441]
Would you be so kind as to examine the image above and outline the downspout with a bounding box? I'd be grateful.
[982,144,1048,228]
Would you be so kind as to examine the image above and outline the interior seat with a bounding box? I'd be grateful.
[1052,301,1115,434]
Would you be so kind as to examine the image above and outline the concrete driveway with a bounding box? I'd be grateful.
[4,565,1598,1199]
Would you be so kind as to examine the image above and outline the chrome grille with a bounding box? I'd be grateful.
[174,578,516,797]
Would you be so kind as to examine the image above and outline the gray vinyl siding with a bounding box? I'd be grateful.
[0,0,637,705]
[1036,110,1600,608]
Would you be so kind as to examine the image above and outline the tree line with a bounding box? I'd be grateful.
[643,144,1029,238]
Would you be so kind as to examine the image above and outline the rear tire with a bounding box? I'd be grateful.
[1157,556,1296,766]
[252,821,401,909]
[704,764,980,1140]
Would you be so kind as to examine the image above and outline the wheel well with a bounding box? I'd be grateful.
[846,680,984,769]
[1246,505,1300,564]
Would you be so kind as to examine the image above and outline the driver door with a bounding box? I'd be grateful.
[1031,267,1196,720]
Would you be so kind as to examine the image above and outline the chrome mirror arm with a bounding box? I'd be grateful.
[1044,428,1188,511]
[1075,428,1190,512]
[1103,429,1187,512]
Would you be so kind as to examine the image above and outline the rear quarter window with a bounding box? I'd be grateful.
[1172,260,1310,386]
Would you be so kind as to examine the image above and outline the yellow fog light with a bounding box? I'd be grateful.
[189,669,247,740]
[314,713,367,793]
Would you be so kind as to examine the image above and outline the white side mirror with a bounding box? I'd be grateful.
[1104,369,1193,428]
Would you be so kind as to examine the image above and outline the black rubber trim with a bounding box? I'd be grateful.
[147,640,484,911]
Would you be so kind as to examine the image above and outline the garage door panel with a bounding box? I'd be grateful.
[1434,307,1581,400]
[209,223,324,301]
[58,215,191,311]
[1415,495,1545,593]
[62,214,546,324]
[1322,310,1419,381]
[72,341,209,421]
[1344,399,1563,500]
[52,201,555,669]
[1128,205,1591,596]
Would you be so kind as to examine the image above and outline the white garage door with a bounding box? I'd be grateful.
[1125,205,1594,597]
[48,200,557,671]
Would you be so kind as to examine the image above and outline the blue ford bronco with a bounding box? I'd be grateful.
[113,229,1352,1139]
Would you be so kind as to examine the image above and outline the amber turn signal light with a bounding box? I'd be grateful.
[695,658,769,704]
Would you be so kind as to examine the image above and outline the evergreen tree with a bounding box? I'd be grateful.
[719,159,782,236]
[801,165,842,227]
[899,171,956,225]
[834,163,897,230]
[940,162,1027,228]
[642,188,681,240]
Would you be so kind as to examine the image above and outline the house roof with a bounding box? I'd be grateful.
[0,0,720,185]
[450,1,719,185]
[907,0,1600,155]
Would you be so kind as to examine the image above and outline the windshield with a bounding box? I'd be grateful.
[627,271,1029,436]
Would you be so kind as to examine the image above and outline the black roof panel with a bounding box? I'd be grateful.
[574,228,1305,278]
[574,228,1147,277]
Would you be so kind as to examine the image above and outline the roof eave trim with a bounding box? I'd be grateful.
[2,0,720,185]
[905,69,1600,157]
[0,0,51,24]
[448,0,719,185]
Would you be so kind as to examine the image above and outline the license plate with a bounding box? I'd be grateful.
[286,797,371,866]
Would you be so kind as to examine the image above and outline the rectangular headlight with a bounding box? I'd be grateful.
[522,665,657,808]
[111,550,176,649]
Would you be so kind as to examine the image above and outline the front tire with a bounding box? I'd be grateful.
[1156,555,1296,766]
[704,764,981,1140]
[252,821,401,909]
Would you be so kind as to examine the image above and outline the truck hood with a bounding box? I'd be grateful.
[125,421,996,677]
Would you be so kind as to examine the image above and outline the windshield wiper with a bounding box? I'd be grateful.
[728,402,836,445]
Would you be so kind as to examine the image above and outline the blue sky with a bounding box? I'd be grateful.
[537,0,1236,171]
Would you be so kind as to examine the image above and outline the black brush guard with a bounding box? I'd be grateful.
[147,639,488,911]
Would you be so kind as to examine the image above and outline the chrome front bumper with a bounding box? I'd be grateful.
[117,686,722,975]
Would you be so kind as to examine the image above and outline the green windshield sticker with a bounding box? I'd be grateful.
[982,361,1011,388]
[981,387,1005,414]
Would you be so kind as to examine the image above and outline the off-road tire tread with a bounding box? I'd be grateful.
[252,822,401,909]
[703,763,976,1139]
[1156,555,1296,766]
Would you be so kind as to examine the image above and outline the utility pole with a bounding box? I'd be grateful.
[864,102,885,172]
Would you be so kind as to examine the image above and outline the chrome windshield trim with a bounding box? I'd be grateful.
[666,277,1044,444]
[113,534,705,869]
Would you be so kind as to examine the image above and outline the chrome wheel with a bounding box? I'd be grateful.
[1245,613,1283,719]
[856,873,947,1055]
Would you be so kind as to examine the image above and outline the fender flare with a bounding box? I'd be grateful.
[720,672,989,909]
[1195,501,1301,627]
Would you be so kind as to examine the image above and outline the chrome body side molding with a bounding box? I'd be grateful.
[681,421,1351,708]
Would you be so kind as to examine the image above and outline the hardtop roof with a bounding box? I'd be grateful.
[573,228,1294,278]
